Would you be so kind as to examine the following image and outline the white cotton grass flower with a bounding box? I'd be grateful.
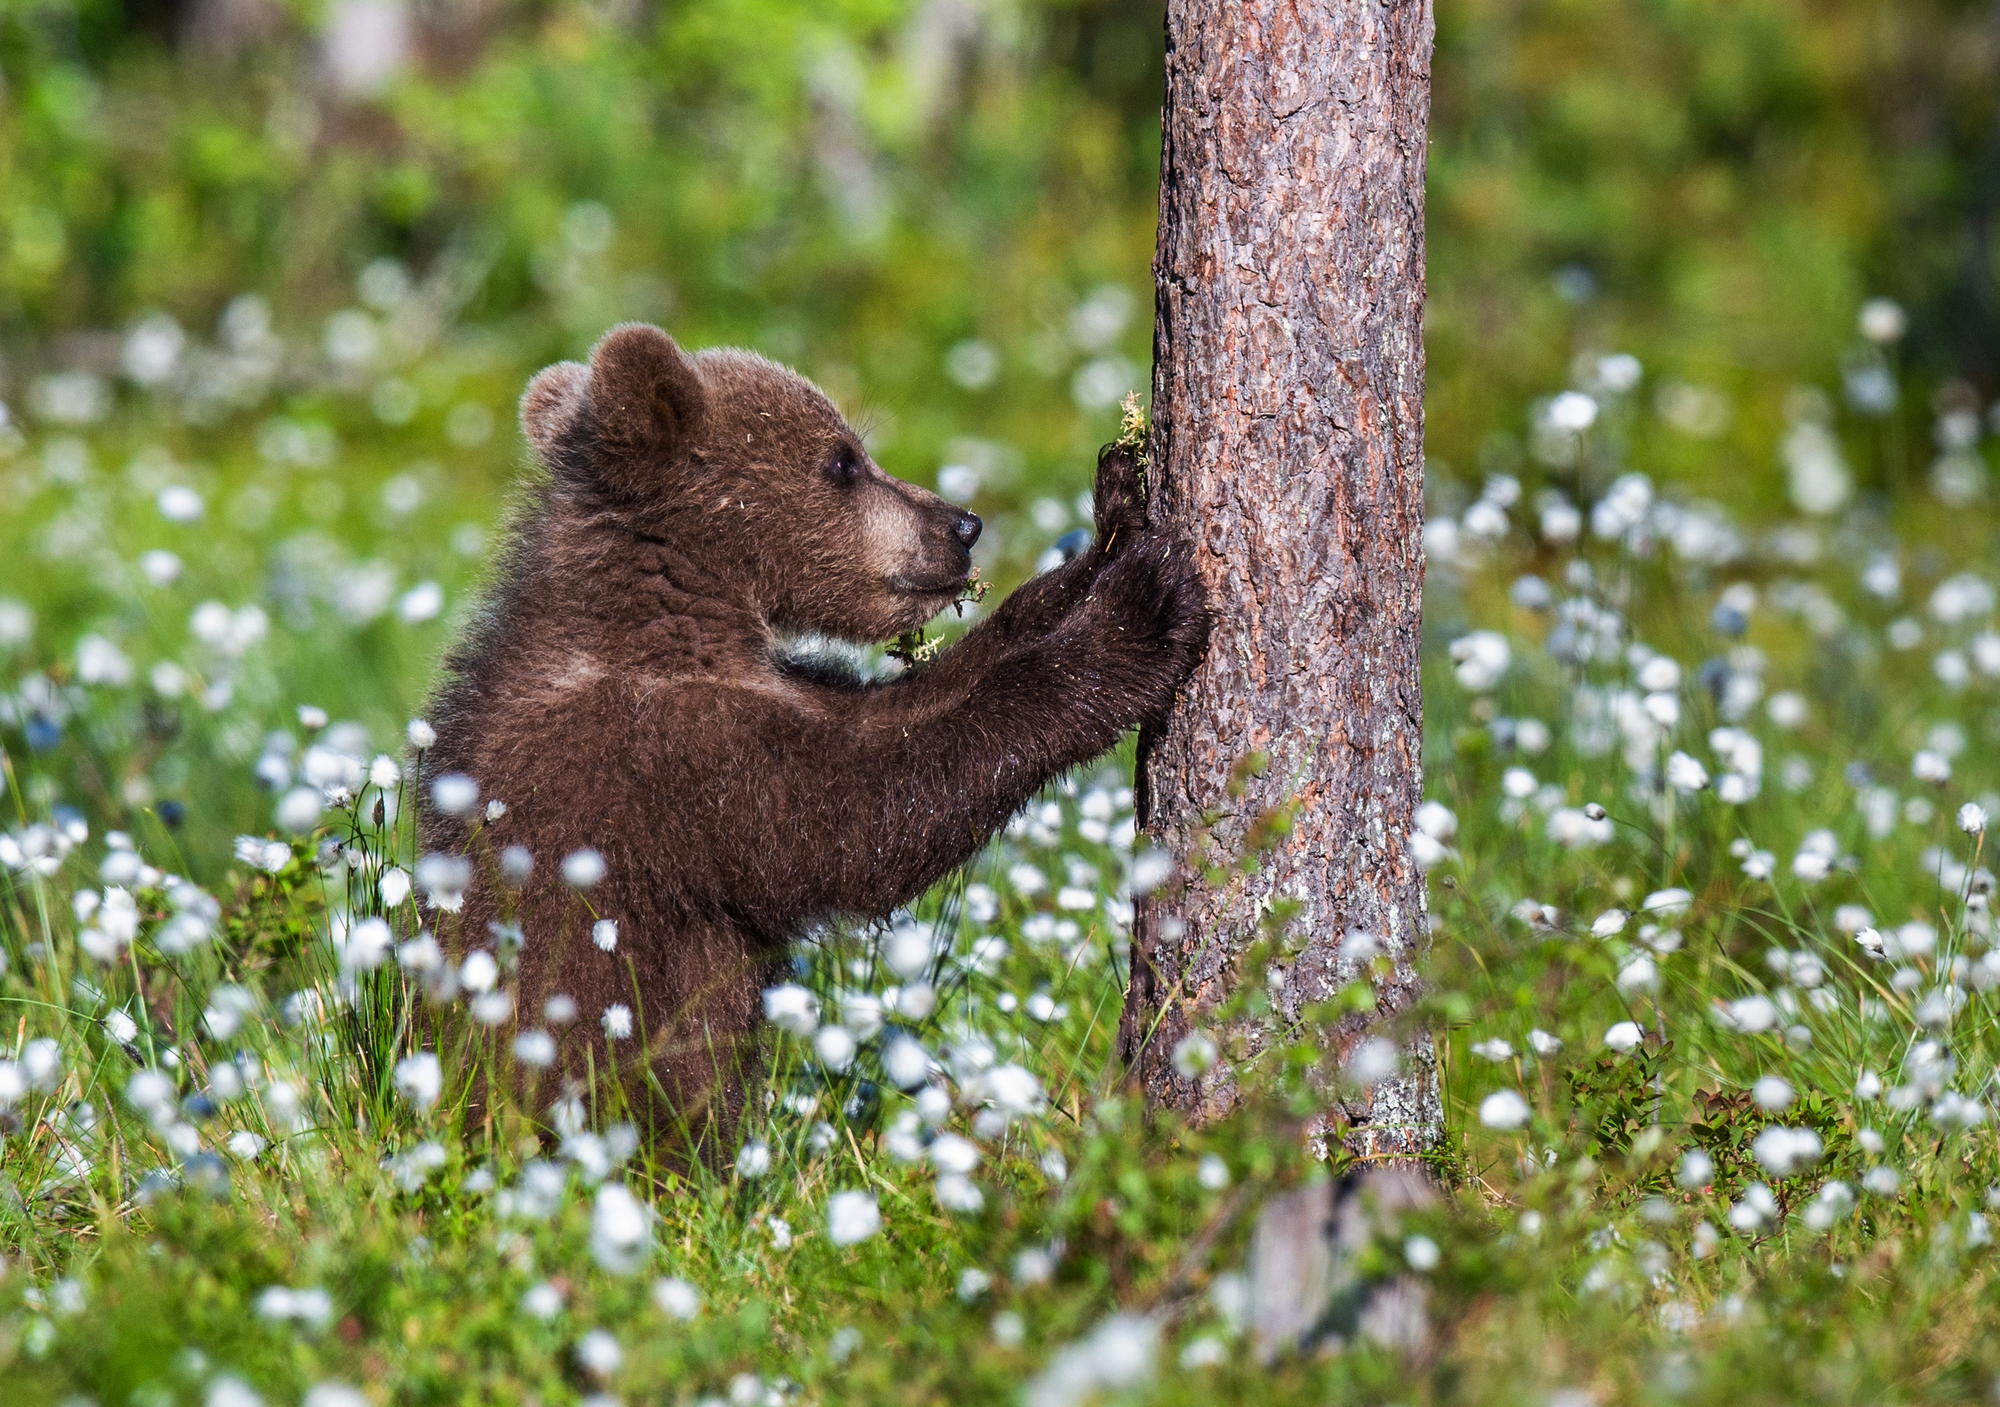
[1603,1021,1644,1052]
[936,1175,986,1215]
[1932,1091,1986,1131]
[396,933,443,977]
[1719,994,1778,1032]
[881,920,938,979]
[1859,297,1907,343]
[394,1052,442,1112]
[337,916,392,973]
[256,1285,334,1329]
[590,1182,651,1274]
[514,1030,557,1068]
[881,1035,931,1090]
[1960,802,1989,835]
[827,1190,882,1246]
[472,994,513,1029]
[575,1328,622,1377]
[1728,1182,1779,1233]
[1752,1075,1795,1111]
[1914,749,1952,783]
[1677,1149,1715,1189]
[1198,1154,1231,1190]
[1803,1180,1855,1232]
[1546,388,1599,432]
[1863,1165,1901,1197]
[303,1386,370,1407]
[884,1111,926,1164]
[1541,498,1583,543]
[496,846,533,886]
[563,848,606,888]
[592,919,618,952]
[1344,1036,1400,1089]
[736,1141,772,1179]
[1640,888,1692,918]
[207,1379,266,1407]
[430,773,479,817]
[124,1069,178,1124]
[1752,1126,1822,1176]
[847,990,897,1035]
[1478,1089,1531,1130]
[1415,800,1458,841]
[415,853,470,912]
[970,1064,1046,1131]
[277,785,325,831]
[1470,1038,1515,1062]
[929,1132,981,1177]
[1409,828,1453,871]
[1026,1313,1159,1407]
[813,1024,857,1073]
[601,1005,633,1041]
[1615,954,1659,994]
[1548,806,1613,847]
[1127,848,1172,894]
[1792,829,1839,882]
[521,1281,564,1321]
[21,1038,62,1092]
[379,866,411,908]
[1665,751,1709,792]
[651,1276,701,1322]
[762,983,819,1037]
[1590,909,1629,938]
[1528,1028,1563,1056]
[460,950,499,994]
[1008,862,1047,896]
[1403,1234,1441,1272]
[1171,1030,1217,1080]
[79,887,142,964]
[1449,630,1510,691]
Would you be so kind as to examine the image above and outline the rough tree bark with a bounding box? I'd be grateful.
[1119,0,1438,1161]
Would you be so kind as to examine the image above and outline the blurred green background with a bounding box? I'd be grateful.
[0,0,1994,862]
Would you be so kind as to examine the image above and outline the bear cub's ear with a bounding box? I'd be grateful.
[587,323,708,458]
[519,361,588,465]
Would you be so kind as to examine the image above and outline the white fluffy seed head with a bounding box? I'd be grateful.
[1478,1089,1531,1130]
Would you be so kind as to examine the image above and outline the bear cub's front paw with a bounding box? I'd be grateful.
[1091,443,1148,551]
[1089,533,1210,690]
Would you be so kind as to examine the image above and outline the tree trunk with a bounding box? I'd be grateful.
[1120,0,1438,1162]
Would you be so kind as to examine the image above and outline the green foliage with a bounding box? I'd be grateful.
[1,1,2000,1404]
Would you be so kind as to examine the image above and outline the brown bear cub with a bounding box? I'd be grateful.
[419,322,1206,1151]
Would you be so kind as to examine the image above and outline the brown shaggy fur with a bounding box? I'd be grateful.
[419,323,1206,1153]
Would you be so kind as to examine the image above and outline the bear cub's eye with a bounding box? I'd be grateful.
[824,444,862,487]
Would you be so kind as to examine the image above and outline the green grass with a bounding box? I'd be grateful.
[6,4,2000,1401]
[8,315,2000,1405]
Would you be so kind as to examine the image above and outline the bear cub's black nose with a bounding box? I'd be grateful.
[952,512,983,549]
